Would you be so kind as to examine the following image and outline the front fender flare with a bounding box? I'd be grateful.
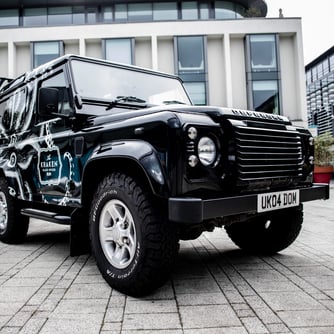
[83,140,169,197]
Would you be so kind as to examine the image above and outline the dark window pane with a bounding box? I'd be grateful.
[253,80,279,114]
[182,2,198,20]
[0,9,19,26]
[177,36,205,72]
[153,2,178,20]
[199,3,210,19]
[33,42,61,68]
[215,1,236,19]
[23,8,47,26]
[105,39,133,65]
[250,35,277,72]
[103,6,113,22]
[86,7,97,24]
[73,6,85,24]
[48,7,72,25]
[115,4,127,21]
[184,82,206,105]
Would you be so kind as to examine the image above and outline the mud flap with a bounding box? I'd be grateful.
[70,209,91,256]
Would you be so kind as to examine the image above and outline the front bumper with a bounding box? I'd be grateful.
[168,184,330,223]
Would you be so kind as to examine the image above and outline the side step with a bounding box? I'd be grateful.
[21,208,71,225]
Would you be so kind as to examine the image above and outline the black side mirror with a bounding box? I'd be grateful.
[38,87,59,118]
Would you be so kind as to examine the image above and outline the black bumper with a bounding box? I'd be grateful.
[168,184,330,224]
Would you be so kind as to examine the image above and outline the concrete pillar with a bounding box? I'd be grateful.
[223,33,233,108]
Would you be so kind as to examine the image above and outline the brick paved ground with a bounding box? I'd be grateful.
[0,184,333,334]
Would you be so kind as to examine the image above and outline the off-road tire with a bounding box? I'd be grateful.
[0,177,29,244]
[90,172,179,296]
[225,205,303,255]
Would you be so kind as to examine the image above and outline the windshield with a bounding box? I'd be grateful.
[70,59,191,106]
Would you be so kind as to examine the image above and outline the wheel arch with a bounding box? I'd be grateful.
[81,140,169,209]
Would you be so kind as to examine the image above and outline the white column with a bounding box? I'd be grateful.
[151,35,158,70]
[79,38,86,56]
[8,41,16,78]
[223,33,233,108]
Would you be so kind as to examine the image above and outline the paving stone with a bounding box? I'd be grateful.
[179,304,241,329]
[125,299,177,314]
[176,292,228,306]
[258,291,324,311]
[277,309,334,327]
[122,313,181,330]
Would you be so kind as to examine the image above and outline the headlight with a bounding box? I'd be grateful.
[198,137,217,166]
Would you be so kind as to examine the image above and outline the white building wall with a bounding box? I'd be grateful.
[230,36,247,109]
[207,36,225,107]
[0,18,307,124]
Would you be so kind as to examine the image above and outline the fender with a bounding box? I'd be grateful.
[82,139,169,197]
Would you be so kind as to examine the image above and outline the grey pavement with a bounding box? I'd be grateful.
[1,183,334,333]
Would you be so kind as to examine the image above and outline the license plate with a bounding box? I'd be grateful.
[257,190,300,213]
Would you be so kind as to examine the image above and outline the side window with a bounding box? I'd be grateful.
[0,88,27,135]
[39,70,72,131]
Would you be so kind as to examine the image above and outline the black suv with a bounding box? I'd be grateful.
[0,55,329,296]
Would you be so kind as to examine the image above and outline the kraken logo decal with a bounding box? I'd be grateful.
[38,147,63,185]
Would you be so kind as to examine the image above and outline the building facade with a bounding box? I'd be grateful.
[0,0,307,125]
[306,46,334,136]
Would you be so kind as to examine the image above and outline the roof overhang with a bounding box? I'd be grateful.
[0,0,267,16]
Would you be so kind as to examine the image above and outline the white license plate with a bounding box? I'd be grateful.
[257,190,300,213]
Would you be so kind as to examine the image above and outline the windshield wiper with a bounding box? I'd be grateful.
[106,96,147,110]
[163,100,186,105]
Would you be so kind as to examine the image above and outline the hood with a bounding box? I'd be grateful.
[86,104,291,127]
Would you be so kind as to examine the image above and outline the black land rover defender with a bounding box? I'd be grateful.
[0,55,329,296]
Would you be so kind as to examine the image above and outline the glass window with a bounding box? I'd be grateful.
[32,41,63,68]
[177,36,205,72]
[153,2,178,20]
[182,2,198,20]
[23,8,47,26]
[250,35,277,72]
[48,7,72,25]
[70,59,191,110]
[317,62,323,79]
[0,9,19,26]
[86,7,97,24]
[312,67,317,82]
[105,39,133,65]
[252,80,279,114]
[199,3,210,19]
[41,71,72,119]
[215,1,236,19]
[235,4,246,18]
[128,3,152,22]
[103,6,113,22]
[115,4,128,21]
[323,59,329,76]
[330,55,334,72]
[73,6,85,24]
[184,82,206,105]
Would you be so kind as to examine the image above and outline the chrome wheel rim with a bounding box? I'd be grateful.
[99,199,137,269]
[0,192,8,235]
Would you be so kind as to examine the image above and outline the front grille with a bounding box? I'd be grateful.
[234,124,303,183]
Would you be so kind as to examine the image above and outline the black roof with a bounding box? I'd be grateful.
[305,46,334,71]
[0,0,267,16]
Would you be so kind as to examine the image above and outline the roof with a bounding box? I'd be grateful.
[305,46,334,71]
[0,0,267,16]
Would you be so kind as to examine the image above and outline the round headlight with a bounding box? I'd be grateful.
[198,137,217,166]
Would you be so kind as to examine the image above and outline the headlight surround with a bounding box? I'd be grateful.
[197,136,217,166]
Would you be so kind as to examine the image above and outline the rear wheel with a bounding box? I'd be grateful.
[90,173,179,296]
[225,205,303,255]
[0,177,29,244]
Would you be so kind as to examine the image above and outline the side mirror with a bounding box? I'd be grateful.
[38,87,59,118]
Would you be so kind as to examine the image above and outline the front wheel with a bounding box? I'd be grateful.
[0,177,29,244]
[225,205,303,255]
[90,173,179,296]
